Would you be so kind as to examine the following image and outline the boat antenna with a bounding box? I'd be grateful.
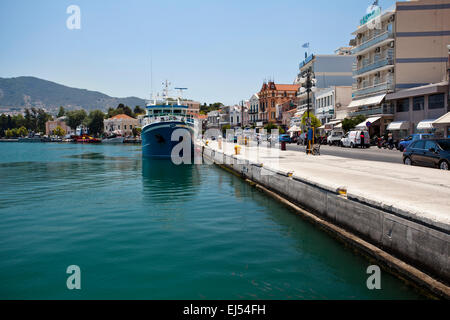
[162,80,171,105]
[175,87,188,105]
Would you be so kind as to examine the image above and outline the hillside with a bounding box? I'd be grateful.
[0,76,146,112]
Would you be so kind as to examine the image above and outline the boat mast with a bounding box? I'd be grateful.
[162,80,171,105]
[175,87,188,105]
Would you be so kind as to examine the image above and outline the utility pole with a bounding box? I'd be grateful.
[300,68,316,155]
[241,100,244,129]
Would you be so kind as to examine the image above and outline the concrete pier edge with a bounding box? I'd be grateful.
[203,146,450,300]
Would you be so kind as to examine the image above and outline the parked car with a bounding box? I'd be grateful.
[340,130,370,148]
[327,130,344,146]
[398,133,434,152]
[279,134,291,143]
[403,139,450,170]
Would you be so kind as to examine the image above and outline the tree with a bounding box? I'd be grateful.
[200,102,223,115]
[53,126,66,137]
[57,106,66,118]
[342,115,366,133]
[66,109,87,131]
[132,127,142,137]
[17,126,28,137]
[134,106,145,115]
[37,109,52,133]
[122,105,133,118]
[87,110,105,137]
[264,122,277,131]
[221,124,231,136]
[301,112,322,128]
[0,114,7,137]
[107,104,135,119]
[24,109,34,131]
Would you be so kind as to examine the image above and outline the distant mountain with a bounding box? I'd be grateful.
[0,76,146,112]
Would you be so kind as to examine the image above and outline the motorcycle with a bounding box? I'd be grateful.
[377,138,394,150]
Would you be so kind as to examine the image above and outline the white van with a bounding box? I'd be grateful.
[327,130,344,146]
[340,130,370,148]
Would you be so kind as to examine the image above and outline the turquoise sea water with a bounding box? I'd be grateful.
[0,143,424,299]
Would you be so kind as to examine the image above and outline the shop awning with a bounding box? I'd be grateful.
[355,116,381,129]
[348,94,386,108]
[417,119,436,130]
[433,112,450,125]
[288,125,301,132]
[387,121,409,131]
[324,120,342,130]
[334,123,343,129]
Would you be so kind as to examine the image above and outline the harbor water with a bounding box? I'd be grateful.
[0,143,424,299]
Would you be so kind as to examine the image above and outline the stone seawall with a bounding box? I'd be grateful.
[203,145,450,299]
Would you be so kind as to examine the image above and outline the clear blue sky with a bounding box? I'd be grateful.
[0,0,396,105]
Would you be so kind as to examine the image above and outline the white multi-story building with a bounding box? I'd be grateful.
[248,94,259,125]
[229,105,242,128]
[293,48,354,125]
[349,0,450,136]
[314,86,353,124]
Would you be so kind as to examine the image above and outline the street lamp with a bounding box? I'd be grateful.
[299,68,317,154]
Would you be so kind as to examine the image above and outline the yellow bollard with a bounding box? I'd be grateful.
[234,145,241,155]
[245,137,248,146]
[205,140,209,146]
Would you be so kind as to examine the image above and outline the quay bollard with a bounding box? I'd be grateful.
[337,187,347,198]
[281,141,286,151]
[234,145,241,155]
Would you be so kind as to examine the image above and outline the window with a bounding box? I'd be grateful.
[124,125,127,130]
[424,140,437,150]
[396,98,409,113]
[413,96,424,111]
[428,93,444,109]
[413,140,425,149]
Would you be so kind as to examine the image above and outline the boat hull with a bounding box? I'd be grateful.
[141,121,194,159]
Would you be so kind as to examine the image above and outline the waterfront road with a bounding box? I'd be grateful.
[286,143,403,164]
[205,140,450,229]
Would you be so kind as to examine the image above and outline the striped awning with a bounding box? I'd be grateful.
[348,94,386,108]
[433,112,450,125]
[417,119,436,130]
[387,121,409,131]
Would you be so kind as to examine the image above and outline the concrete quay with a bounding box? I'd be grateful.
[202,140,450,298]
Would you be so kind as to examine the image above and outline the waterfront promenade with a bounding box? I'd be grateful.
[203,140,450,297]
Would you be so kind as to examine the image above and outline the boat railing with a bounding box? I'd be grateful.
[143,115,195,126]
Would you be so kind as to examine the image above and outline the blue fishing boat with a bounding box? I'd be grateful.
[141,81,196,159]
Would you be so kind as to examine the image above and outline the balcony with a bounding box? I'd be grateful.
[349,105,394,117]
[351,30,394,55]
[353,77,394,98]
[353,50,394,76]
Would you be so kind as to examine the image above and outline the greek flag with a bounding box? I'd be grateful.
[302,42,310,48]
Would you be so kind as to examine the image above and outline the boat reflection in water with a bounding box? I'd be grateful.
[141,159,200,207]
